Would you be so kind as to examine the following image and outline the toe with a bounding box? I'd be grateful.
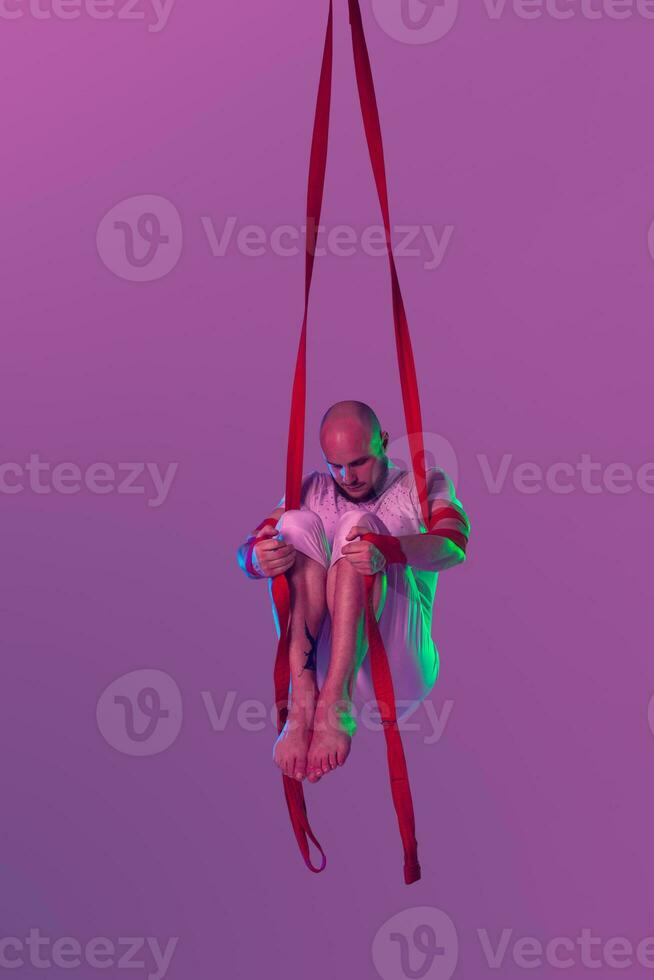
[312,749,323,773]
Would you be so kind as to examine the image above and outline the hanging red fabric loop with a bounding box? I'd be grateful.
[269,0,433,885]
[270,0,334,877]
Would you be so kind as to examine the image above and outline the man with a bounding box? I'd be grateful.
[236,400,470,785]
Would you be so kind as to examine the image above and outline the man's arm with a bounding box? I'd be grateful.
[344,499,470,574]
[396,499,470,571]
[236,471,317,579]
[392,531,465,572]
[236,507,285,579]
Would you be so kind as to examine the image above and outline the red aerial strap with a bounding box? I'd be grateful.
[270,0,334,877]
[270,0,433,885]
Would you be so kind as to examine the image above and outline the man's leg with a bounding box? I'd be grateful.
[307,512,384,782]
[269,510,330,782]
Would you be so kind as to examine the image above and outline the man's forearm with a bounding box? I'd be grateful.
[394,533,465,572]
[237,542,252,578]
[237,510,283,580]
[236,540,263,580]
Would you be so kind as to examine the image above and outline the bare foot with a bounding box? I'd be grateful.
[273,686,317,782]
[306,689,355,782]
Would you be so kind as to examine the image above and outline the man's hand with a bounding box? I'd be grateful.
[252,525,296,578]
[342,525,387,575]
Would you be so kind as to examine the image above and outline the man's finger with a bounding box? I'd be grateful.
[341,542,365,555]
[267,549,296,565]
[269,556,296,575]
[264,551,295,565]
[262,538,293,552]
[254,525,279,539]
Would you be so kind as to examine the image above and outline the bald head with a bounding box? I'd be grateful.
[319,400,389,501]
[320,400,381,445]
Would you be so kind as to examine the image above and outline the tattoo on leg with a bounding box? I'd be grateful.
[300,622,317,674]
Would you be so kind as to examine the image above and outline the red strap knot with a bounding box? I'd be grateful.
[359,531,408,566]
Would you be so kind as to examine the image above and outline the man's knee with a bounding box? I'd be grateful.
[277,509,329,569]
[330,510,388,577]
[277,508,323,533]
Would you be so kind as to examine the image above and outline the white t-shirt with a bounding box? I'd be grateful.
[276,460,469,628]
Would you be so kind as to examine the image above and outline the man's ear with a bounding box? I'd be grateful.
[381,431,389,451]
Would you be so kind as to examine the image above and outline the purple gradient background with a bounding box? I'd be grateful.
[1,2,653,978]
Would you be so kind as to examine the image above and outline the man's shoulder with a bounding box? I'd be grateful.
[301,470,330,502]
[388,463,469,533]
[399,465,456,496]
[276,469,324,509]
[302,469,325,490]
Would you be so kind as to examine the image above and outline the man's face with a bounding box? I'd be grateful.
[321,424,389,502]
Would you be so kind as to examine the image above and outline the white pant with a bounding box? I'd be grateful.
[268,509,439,722]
